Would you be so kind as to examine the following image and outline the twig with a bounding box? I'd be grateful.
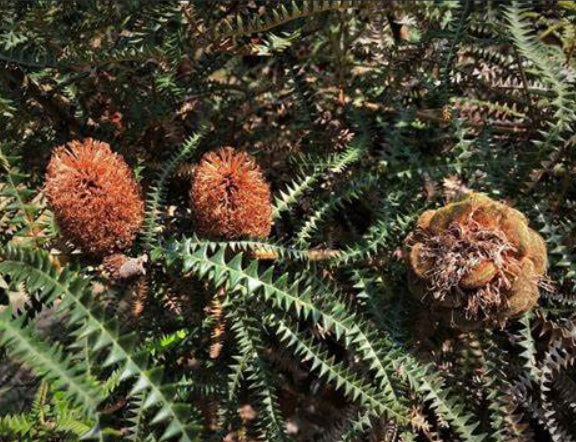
[354,101,528,135]
[251,248,342,261]
[209,287,226,359]
[511,45,536,127]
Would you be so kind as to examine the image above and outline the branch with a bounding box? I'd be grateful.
[354,101,528,135]
[251,248,341,261]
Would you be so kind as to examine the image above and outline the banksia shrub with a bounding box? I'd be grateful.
[190,147,272,239]
[405,193,547,329]
[7,4,576,440]
[45,139,144,256]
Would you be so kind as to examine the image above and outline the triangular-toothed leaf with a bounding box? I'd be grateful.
[0,246,200,442]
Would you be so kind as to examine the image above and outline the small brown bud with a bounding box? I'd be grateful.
[102,254,148,281]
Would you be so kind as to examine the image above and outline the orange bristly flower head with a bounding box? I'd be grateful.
[190,147,272,239]
[45,139,144,256]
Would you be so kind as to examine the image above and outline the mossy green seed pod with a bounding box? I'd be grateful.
[405,193,547,330]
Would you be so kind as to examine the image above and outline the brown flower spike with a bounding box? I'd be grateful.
[190,147,272,239]
[45,139,144,256]
[405,193,547,329]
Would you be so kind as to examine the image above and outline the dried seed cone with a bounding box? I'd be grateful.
[405,193,547,329]
[45,139,144,256]
[190,147,272,239]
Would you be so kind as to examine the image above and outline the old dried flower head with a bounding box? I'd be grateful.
[190,147,272,239]
[45,139,144,256]
[405,193,547,329]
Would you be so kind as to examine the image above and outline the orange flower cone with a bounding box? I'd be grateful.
[45,139,144,256]
[190,147,272,239]
[405,193,547,329]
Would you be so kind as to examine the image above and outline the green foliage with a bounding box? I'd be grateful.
[0,381,93,441]
[229,309,288,441]
[0,246,202,441]
[167,239,484,440]
[143,128,207,257]
[273,136,367,218]
[505,2,576,166]
[212,1,363,40]
[0,144,51,246]
[0,309,103,417]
